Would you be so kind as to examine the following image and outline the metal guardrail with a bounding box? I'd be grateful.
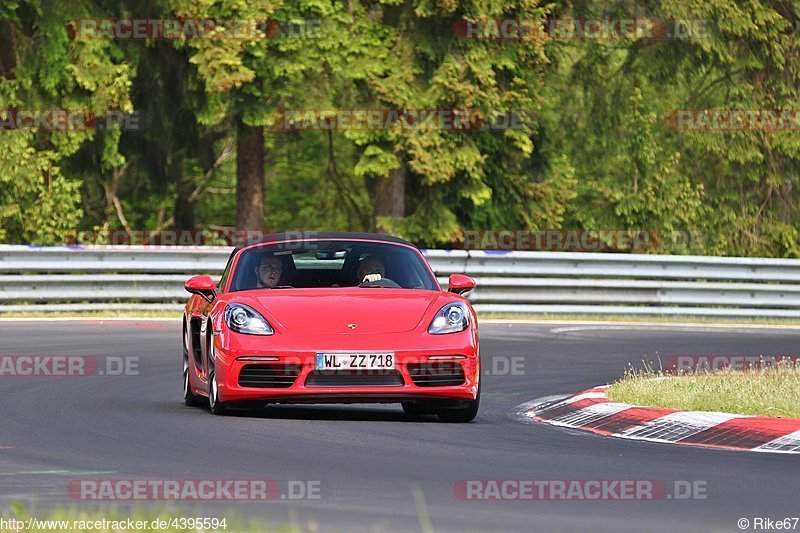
[2,246,800,317]
[0,246,231,273]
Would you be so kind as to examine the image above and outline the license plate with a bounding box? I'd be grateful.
[315,352,395,370]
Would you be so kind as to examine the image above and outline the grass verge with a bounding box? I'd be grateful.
[607,365,800,418]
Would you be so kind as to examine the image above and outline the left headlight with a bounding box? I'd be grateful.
[428,302,469,335]
[225,303,274,335]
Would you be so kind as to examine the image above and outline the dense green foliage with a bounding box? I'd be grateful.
[0,0,798,255]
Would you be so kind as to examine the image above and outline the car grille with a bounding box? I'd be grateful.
[238,364,301,388]
[305,370,404,387]
[407,362,466,387]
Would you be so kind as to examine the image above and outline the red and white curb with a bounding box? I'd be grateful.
[523,386,800,454]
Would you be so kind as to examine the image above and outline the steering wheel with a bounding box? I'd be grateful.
[359,278,401,288]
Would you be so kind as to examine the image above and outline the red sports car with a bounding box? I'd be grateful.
[182,232,480,422]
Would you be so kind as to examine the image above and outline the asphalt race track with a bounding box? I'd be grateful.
[1,320,799,532]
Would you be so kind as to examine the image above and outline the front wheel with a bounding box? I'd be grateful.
[183,358,201,407]
[208,369,228,415]
[207,344,228,415]
[183,323,200,407]
[437,382,480,423]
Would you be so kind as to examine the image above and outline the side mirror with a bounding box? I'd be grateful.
[185,275,216,303]
[448,273,476,295]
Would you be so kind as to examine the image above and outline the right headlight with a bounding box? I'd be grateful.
[428,302,469,335]
[225,303,274,335]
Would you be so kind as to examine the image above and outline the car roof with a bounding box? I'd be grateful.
[233,232,416,252]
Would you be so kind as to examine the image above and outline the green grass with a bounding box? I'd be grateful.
[607,364,800,418]
[0,503,298,532]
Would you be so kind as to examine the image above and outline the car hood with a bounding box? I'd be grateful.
[245,288,443,334]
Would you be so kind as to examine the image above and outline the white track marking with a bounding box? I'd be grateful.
[756,429,800,453]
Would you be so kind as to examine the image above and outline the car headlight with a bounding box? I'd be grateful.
[225,304,274,335]
[428,302,469,334]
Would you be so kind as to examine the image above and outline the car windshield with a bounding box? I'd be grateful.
[228,240,438,291]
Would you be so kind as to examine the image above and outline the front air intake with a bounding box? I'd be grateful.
[407,362,465,387]
[238,364,301,388]
[305,370,404,387]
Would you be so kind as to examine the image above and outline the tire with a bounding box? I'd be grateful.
[183,322,200,407]
[207,344,228,415]
[437,381,480,423]
[183,358,201,407]
[401,402,437,416]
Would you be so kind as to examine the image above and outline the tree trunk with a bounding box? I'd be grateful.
[0,22,15,76]
[236,120,265,231]
[172,152,194,229]
[779,179,793,222]
[374,165,405,232]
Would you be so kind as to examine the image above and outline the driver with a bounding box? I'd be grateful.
[255,255,284,288]
[357,255,386,284]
